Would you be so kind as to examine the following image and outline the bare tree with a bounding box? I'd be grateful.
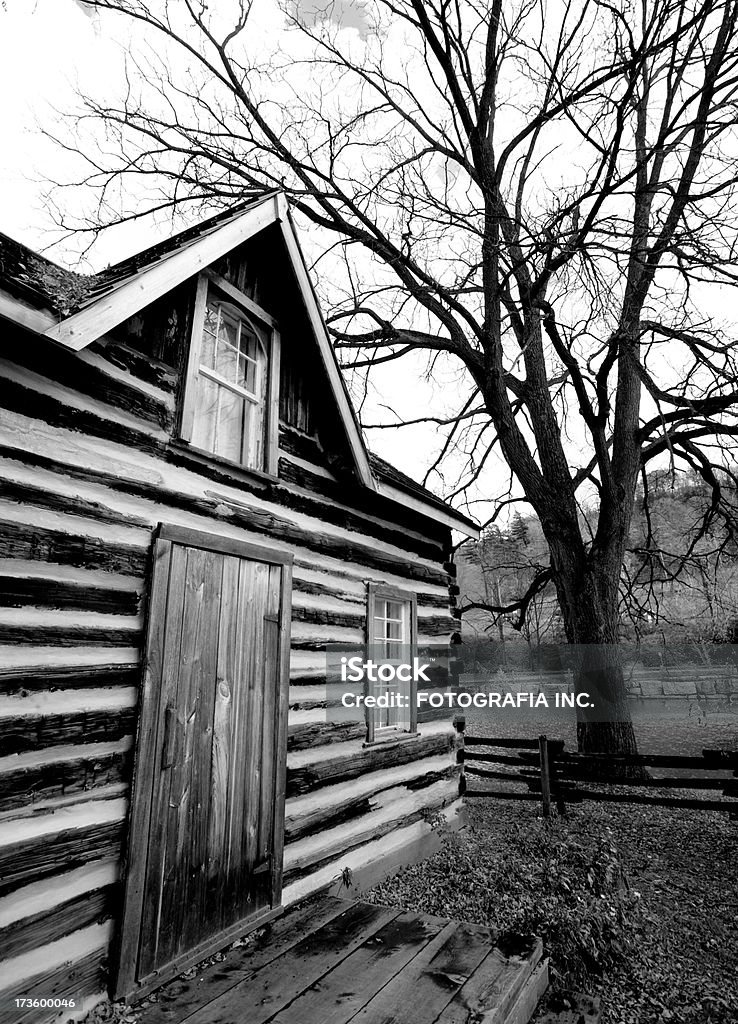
[52,0,738,752]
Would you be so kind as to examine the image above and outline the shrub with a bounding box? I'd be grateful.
[367,818,643,989]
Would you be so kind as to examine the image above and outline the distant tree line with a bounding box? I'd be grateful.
[459,470,738,669]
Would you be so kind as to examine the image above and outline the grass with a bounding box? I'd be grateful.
[364,796,738,1024]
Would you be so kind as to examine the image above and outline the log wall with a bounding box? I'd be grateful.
[0,302,462,1021]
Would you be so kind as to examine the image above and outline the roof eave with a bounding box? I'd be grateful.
[375,477,480,539]
[41,192,282,352]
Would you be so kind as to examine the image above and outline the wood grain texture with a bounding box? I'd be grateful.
[183,901,401,1024]
[0,748,132,811]
[0,820,125,898]
[0,947,107,1024]
[286,733,455,797]
[0,575,140,615]
[269,912,449,1024]
[0,707,137,756]
[348,921,494,1024]
[0,665,139,696]
[139,896,350,1024]
[120,533,291,997]
[0,883,119,960]
[0,519,147,576]
[2,342,173,429]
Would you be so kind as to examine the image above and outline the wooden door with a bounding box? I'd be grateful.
[114,525,292,999]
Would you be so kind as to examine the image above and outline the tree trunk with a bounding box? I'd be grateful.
[553,555,640,756]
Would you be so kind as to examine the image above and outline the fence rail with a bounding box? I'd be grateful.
[453,717,738,817]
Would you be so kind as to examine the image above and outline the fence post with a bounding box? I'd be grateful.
[454,715,466,797]
[539,734,551,818]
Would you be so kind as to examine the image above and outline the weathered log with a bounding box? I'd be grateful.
[0,519,148,576]
[0,576,140,616]
[277,456,449,546]
[286,733,454,797]
[97,339,178,392]
[0,665,140,696]
[287,721,365,752]
[0,947,108,1024]
[0,624,141,647]
[0,749,132,810]
[0,374,165,456]
[0,883,119,959]
[4,342,173,429]
[285,795,375,843]
[0,819,126,897]
[0,708,137,756]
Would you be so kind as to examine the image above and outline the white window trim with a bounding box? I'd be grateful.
[179,272,281,476]
[365,582,418,743]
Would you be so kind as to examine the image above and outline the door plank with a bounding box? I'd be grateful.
[114,536,173,998]
[155,547,223,965]
[256,564,282,902]
[349,921,495,1024]
[208,553,240,934]
[142,897,351,1024]
[270,559,292,906]
[184,902,401,1024]
[240,560,271,915]
[220,558,252,925]
[269,912,449,1024]
[181,549,224,954]
[138,541,190,977]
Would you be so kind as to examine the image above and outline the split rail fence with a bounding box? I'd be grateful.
[453,718,738,818]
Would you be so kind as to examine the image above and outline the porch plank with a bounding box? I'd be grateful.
[268,912,451,1024]
[142,895,350,1024]
[183,900,401,1024]
[349,920,495,1024]
[137,899,546,1024]
[434,937,543,1024]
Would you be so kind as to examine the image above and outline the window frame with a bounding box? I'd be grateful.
[179,271,281,477]
[365,582,419,744]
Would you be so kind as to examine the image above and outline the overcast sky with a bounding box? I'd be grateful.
[0,0,475,512]
[3,0,726,529]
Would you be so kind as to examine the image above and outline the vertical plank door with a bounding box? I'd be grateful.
[114,526,292,1000]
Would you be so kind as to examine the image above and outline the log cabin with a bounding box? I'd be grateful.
[0,192,478,1023]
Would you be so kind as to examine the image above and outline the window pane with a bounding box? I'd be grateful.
[201,327,216,370]
[190,374,219,454]
[242,352,258,394]
[215,387,246,463]
[385,640,403,659]
[215,313,241,385]
[203,302,219,339]
[386,619,403,641]
[386,601,404,621]
[241,395,264,467]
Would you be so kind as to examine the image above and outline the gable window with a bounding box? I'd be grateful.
[366,583,418,742]
[179,272,280,475]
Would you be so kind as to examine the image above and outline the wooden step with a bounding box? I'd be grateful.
[136,898,550,1024]
[435,934,546,1024]
[501,959,550,1024]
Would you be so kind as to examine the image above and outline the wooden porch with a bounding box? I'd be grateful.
[137,895,548,1024]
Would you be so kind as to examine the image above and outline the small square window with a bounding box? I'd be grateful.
[366,584,418,741]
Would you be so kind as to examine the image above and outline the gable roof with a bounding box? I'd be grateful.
[0,194,479,538]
